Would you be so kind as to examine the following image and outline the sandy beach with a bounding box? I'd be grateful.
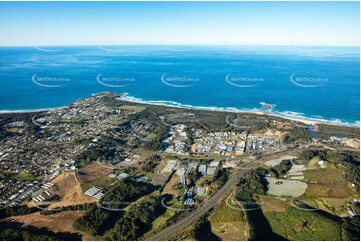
[251,111,317,125]
[117,96,345,127]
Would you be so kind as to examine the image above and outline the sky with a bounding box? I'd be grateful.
[0,1,359,46]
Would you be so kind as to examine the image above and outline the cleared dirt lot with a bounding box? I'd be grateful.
[161,173,180,195]
[4,210,84,234]
[152,173,169,185]
[76,161,114,184]
[259,196,291,213]
[212,222,249,241]
[50,173,96,208]
[345,139,360,149]
[27,173,96,209]
[26,173,96,209]
[248,129,287,140]
[76,161,114,191]
[209,201,249,241]
[50,185,96,209]
[57,173,79,196]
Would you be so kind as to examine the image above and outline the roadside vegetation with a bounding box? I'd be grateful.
[106,196,165,240]
[167,213,220,241]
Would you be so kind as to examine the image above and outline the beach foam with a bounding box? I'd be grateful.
[118,94,360,127]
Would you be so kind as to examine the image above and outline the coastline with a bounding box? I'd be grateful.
[116,94,359,128]
[251,111,317,126]
[0,106,68,114]
[0,93,358,128]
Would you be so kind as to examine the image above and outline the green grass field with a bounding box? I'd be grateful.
[80,175,113,191]
[150,208,177,232]
[307,156,320,168]
[209,201,245,223]
[264,208,342,240]
[211,222,248,241]
[304,167,354,198]
[10,172,38,181]
[7,127,20,133]
[209,201,249,241]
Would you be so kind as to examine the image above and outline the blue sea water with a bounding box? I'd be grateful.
[0,45,359,126]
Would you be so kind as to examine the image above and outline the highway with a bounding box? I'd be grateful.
[147,162,260,241]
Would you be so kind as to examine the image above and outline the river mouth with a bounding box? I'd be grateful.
[306,125,346,138]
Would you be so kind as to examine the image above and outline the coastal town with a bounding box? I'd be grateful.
[0,0,359,240]
[0,92,359,241]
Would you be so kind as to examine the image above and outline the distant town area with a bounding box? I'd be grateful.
[0,92,359,241]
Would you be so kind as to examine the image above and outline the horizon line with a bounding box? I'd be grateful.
[0,44,359,48]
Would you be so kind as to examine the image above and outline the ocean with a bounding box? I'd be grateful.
[0,45,359,126]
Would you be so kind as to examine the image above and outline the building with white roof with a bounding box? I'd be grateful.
[209,161,219,167]
[117,173,129,180]
[197,187,206,196]
[198,165,207,176]
[163,160,177,172]
[207,167,217,176]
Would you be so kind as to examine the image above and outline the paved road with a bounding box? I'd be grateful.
[147,162,260,241]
